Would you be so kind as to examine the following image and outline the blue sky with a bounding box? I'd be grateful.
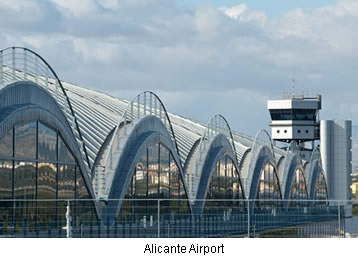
[0,0,357,140]
[177,0,338,17]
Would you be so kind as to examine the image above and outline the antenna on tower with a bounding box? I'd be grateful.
[292,79,295,98]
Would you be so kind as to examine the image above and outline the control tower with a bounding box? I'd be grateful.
[268,88,352,204]
[267,93,322,159]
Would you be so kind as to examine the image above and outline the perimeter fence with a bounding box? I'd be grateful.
[0,199,353,238]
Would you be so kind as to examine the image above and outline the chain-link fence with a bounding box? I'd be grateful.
[0,199,353,238]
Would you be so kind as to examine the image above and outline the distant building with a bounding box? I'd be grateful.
[352,176,358,199]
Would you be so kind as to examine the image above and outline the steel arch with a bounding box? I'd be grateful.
[0,46,91,174]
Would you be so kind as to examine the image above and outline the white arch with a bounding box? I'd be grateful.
[0,47,91,175]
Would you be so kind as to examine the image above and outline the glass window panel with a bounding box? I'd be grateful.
[0,129,13,157]
[136,148,147,171]
[0,161,13,232]
[219,156,226,177]
[14,161,36,199]
[220,178,226,199]
[212,176,220,199]
[37,163,57,229]
[227,158,233,178]
[58,165,75,200]
[170,172,179,199]
[38,163,57,199]
[147,171,159,198]
[159,144,170,171]
[15,122,37,159]
[14,161,36,232]
[233,177,239,199]
[226,177,233,199]
[168,172,180,215]
[135,170,147,198]
[58,136,75,163]
[159,172,170,214]
[0,160,12,199]
[38,122,57,161]
[134,169,147,216]
[169,153,178,172]
[159,172,169,198]
[148,143,159,171]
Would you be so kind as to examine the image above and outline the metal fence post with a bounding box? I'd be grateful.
[12,47,15,80]
[157,199,160,238]
[338,202,341,237]
[63,200,73,238]
[24,49,27,80]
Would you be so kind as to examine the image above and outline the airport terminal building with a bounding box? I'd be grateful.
[0,47,352,237]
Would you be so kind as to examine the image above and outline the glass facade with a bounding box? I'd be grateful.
[314,171,328,206]
[15,122,37,159]
[204,155,246,213]
[0,121,95,233]
[269,109,317,121]
[0,160,12,233]
[118,143,189,221]
[0,129,13,157]
[289,168,308,207]
[255,163,282,208]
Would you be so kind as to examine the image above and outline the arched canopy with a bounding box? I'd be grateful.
[309,164,328,202]
[0,47,91,173]
[254,160,282,208]
[103,115,191,222]
[191,134,245,214]
[0,82,95,200]
[184,114,238,202]
[280,153,308,201]
[96,91,183,198]
[245,130,276,199]
[203,152,246,214]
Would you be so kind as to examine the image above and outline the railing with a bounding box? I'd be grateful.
[0,47,91,176]
[0,199,353,238]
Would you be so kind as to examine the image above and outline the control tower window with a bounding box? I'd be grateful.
[270,109,316,121]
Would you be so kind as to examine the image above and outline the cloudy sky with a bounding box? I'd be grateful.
[0,0,357,138]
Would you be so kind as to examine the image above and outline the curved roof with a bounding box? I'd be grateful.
[0,47,323,204]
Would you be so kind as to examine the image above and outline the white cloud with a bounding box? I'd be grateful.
[97,0,120,10]
[72,38,120,63]
[0,0,39,12]
[220,4,267,27]
[1,0,358,136]
[220,4,248,20]
[49,0,98,17]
